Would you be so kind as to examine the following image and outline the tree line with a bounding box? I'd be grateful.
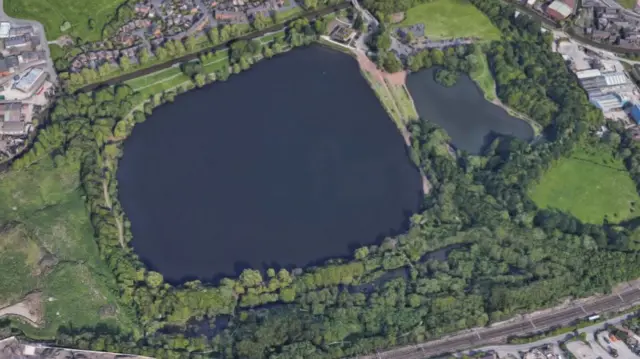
[8,1,640,358]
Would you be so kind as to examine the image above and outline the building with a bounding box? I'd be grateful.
[8,26,32,37]
[631,104,640,124]
[0,102,22,122]
[14,67,46,93]
[580,75,608,91]
[0,22,10,39]
[4,35,31,50]
[0,121,25,135]
[547,0,573,20]
[331,24,357,44]
[18,51,45,65]
[603,71,629,86]
[576,69,601,79]
[590,93,623,112]
[527,0,537,6]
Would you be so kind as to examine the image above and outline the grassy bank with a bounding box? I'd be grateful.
[395,0,501,40]
[529,143,640,224]
[5,0,125,41]
[0,156,133,337]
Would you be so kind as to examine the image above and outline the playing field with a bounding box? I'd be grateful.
[529,145,640,224]
[4,0,126,41]
[396,0,501,40]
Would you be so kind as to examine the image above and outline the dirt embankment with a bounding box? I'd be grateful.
[0,292,43,327]
[356,52,432,194]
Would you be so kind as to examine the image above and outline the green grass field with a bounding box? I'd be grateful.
[617,0,636,9]
[0,156,133,336]
[5,0,126,41]
[469,52,496,101]
[529,145,640,224]
[396,0,501,40]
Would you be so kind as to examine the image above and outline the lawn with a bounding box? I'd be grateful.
[396,0,501,40]
[529,144,640,224]
[0,156,134,336]
[4,0,126,41]
[469,51,496,101]
[617,0,637,9]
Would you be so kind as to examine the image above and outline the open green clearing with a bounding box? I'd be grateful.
[396,0,501,40]
[529,144,640,224]
[5,0,126,41]
[0,156,133,336]
[469,51,496,101]
[617,0,636,9]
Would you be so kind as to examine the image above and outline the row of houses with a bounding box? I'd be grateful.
[70,46,141,72]
[572,0,640,49]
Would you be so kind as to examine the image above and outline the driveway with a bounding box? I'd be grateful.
[0,0,58,83]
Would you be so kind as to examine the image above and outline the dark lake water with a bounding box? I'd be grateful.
[117,45,423,283]
[406,68,534,154]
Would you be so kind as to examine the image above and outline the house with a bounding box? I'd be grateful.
[8,26,32,37]
[4,35,31,50]
[215,10,248,23]
[547,0,573,20]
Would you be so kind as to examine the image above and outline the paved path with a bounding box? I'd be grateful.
[353,284,640,359]
[0,0,58,83]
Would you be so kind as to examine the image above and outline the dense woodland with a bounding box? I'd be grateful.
[7,0,640,358]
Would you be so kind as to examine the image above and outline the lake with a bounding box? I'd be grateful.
[406,68,534,154]
[117,45,423,283]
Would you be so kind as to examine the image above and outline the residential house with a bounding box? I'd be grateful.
[4,35,31,51]
[8,26,32,37]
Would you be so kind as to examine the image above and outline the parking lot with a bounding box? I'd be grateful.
[567,339,615,359]
[597,331,637,358]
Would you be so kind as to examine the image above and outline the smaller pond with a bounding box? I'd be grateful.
[406,68,534,154]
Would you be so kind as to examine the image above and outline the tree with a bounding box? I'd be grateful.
[382,52,402,73]
[194,73,206,87]
[434,68,458,87]
[119,56,131,71]
[302,0,318,9]
[146,271,164,288]
[240,269,263,287]
[185,35,198,52]
[252,13,269,30]
[139,48,151,65]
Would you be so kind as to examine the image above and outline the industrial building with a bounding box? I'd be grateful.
[576,69,602,79]
[590,93,623,112]
[0,121,25,136]
[14,67,46,93]
[0,102,22,122]
[4,34,31,50]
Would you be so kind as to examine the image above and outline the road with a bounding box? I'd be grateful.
[0,0,57,83]
[78,2,350,92]
[353,284,640,359]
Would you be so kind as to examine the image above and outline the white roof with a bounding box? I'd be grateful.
[527,0,536,5]
[576,69,601,79]
[0,22,11,38]
[603,72,629,86]
[548,0,572,18]
[15,67,45,92]
[23,345,35,356]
